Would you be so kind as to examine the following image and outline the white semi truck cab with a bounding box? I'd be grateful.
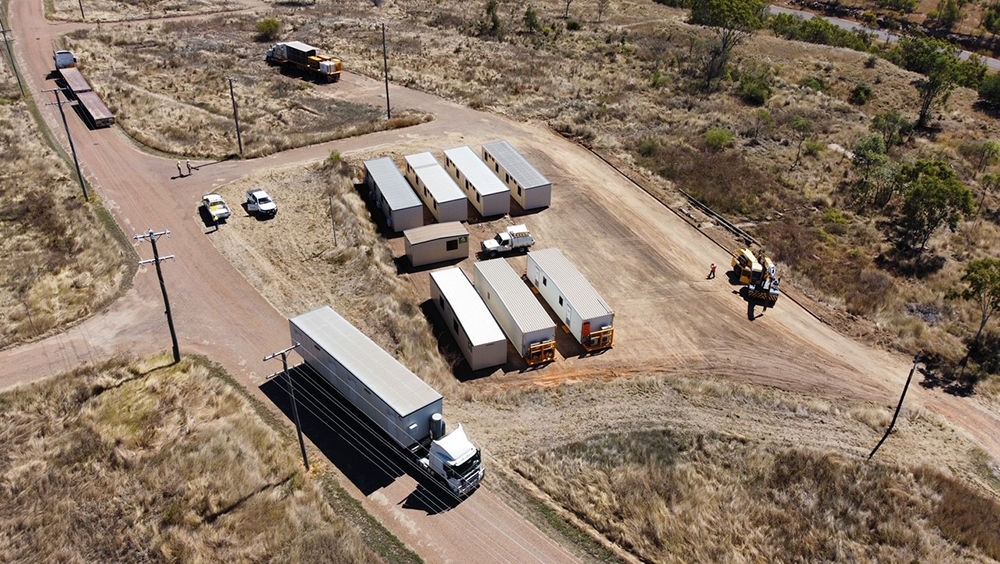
[421,424,484,496]
[482,224,534,257]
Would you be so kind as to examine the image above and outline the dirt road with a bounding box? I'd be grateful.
[2,0,999,561]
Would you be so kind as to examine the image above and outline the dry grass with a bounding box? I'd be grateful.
[0,355,383,563]
[0,54,130,348]
[61,18,430,158]
[513,428,1000,563]
[208,158,455,395]
[47,0,248,23]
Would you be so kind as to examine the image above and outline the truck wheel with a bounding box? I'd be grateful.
[489,250,497,258]
[520,246,528,254]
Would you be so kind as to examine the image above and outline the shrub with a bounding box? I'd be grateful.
[851,83,874,105]
[804,138,826,156]
[255,18,282,42]
[865,55,879,68]
[524,6,542,33]
[566,19,582,31]
[767,13,872,52]
[801,76,826,92]
[706,128,735,151]
[877,0,917,11]
[738,65,772,106]
[650,71,669,88]
[979,73,1000,109]
[638,137,660,158]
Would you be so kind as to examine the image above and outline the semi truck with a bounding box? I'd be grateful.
[482,224,534,258]
[290,307,485,497]
[266,41,342,83]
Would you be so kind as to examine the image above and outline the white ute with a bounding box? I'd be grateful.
[202,194,232,222]
[246,189,277,217]
[482,224,534,258]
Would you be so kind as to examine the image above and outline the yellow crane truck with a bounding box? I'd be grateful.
[732,248,781,308]
[266,41,342,83]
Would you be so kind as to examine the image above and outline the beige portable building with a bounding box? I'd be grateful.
[404,222,470,267]
[429,268,507,370]
[364,157,424,233]
[443,146,510,218]
[473,259,556,366]
[404,152,468,223]
[527,249,614,352]
[481,140,551,211]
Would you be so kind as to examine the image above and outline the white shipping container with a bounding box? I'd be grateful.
[527,249,614,351]
[473,259,556,365]
[429,268,507,370]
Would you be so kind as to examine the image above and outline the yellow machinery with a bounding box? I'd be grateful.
[731,248,780,307]
[526,341,556,366]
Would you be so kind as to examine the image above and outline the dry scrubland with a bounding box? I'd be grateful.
[61,19,429,158]
[0,56,129,348]
[47,0,249,23]
[0,355,383,563]
[447,374,1000,563]
[207,157,458,394]
[250,0,1000,392]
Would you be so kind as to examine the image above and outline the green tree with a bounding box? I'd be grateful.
[898,160,975,251]
[255,18,282,42]
[524,5,542,33]
[791,116,813,167]
[978,72,1000,109]
[871,110,913,149]
[960,140,1000,176]
[891,38,963,128]
[929,0,964,31]
[962,258,1000,346]
[853,134,888,181]
[689,0,768,89]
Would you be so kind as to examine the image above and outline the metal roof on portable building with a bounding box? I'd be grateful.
[474,259,554,334]
[291,306,442,417]
[405,152,465,204]
[365,157,422,211]
[404,222,468,246]
[430,268,505,347]
[443,146,509,196]
[528,249,613,320]
[482,140,550,190]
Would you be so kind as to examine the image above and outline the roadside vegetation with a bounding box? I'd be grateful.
[61,18,430,158]
[0,355,384,563]
[0,51,130,348]
[47,0,249,23]
[514,428,1000,563]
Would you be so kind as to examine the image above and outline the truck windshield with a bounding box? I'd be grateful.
[494,235,504,244]
[451,451,482,479]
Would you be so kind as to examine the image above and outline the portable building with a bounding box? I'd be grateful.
[443,146,510,218]
[290,306,443,450]
[404,222,469,268]
[364,157,424,233]
[527,249,614,352]
[473,259,556,366]
[429,268,507,370]
[404,152,468,223]
[481,140,551,211]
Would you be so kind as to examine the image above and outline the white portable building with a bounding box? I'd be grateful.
[404,222,470,268]
[527,249,614,351]
[404,152,468,223]
[290,306,443,449]
[443,146,510,218]
[481,140,551,211]
[473,259,556,366]
[429,268,507,370]
[364,157,423,233]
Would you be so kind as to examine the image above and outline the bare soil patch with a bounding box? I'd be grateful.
[0,355,383,563]
[0,58,131,348]
[61,18,429,158]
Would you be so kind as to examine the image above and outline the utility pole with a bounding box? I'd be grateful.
[382,23,391,120]
[868,356,920,460]
[329,196,338,247]
[226,77,243,156]
[44,88,88,201]
[0,16,25,95]
[264,344,310,471]
[77,0,85,19]
[134,229,180,364]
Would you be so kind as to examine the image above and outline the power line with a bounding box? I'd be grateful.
[43,87,88,201]
[133,229,180,364]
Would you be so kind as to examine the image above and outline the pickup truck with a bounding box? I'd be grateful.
[202,194,232,222]
[482,224,534,258]
[246,190,277,217]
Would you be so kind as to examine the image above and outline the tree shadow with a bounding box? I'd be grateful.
[876,246,947,279]
[917,353,977,397]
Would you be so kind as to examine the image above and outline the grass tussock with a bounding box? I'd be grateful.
[0,57,130,348]
[514,429,1000,563]
[0,355,383,564]
[62,20,430,158]
[209,159,455,395]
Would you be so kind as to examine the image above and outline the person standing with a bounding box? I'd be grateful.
[186,159,193,176]
[708,263,717,279]
[176,160,183,177]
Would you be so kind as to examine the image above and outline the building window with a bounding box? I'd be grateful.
[558,296,563,306]
[446,239,458,251]
[495,163,499,173]
[476,192,481,202]
[453,319,459,334]
[505,173,510,183]
[542,277,547,286]
[518,186,522,196]
[433,201,438,209]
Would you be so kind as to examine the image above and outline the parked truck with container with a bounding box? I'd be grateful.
[290,306,485,497]
[266,41,342,83]
[482,224,534,258]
